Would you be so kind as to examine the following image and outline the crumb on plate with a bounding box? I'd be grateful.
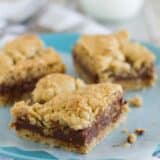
[134,128,145,136]
[127,133,137,144]
[129,96,143,107]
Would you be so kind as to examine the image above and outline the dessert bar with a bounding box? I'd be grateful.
[11,77,128,154]
[73,30,156,90]
[0,35,65,104]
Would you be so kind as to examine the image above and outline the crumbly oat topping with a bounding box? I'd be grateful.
[114,30,129,46]
[129,96,143,107]
[4,34,44,63]
[127,133,137,144]
[121,42,155,70]
[0,53,13,75]
[0,35,65,85]
[73,30,155,79]
[12,83,126,130]
[33,73,86,102]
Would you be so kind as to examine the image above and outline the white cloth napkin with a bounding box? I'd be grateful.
[0,0,47,45]
[37,4,110,34]
[0,0,110,36]
[0,0,46,22]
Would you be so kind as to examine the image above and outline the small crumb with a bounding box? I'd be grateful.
[114,128,144,148]
[134,128,145,136]
[122,128,129,134]
[127,133,137,144]
[129,96,143,107]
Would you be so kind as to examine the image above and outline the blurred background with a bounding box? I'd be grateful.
[0,0,159,44]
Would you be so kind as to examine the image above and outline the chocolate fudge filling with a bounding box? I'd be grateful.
[114,64,155,81]
[0,63,65,99]
[73,51,155,83]
[0,76,42,98]
[14,96,126,147]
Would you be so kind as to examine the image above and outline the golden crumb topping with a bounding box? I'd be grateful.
[11,83,124,130]
[0,34,65,85]
[33,73,85,102]
[114,30,129,45]
[0,53,13,75]
[74,30,155,77]
[78,34,120,55]
[4,35,44,63]
[121,42,155,69]
[0,48,65,85]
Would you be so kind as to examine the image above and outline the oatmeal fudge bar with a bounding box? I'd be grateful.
[11,82,128,154]
[73,30,156,90]
[0,35,65,104]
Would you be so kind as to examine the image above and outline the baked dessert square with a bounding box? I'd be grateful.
[0,35,65,104]
[73,30,156,90]
[11,77,128,154]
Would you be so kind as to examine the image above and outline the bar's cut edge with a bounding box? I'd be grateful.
[12,103,128,154]
[73,58,156,90]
